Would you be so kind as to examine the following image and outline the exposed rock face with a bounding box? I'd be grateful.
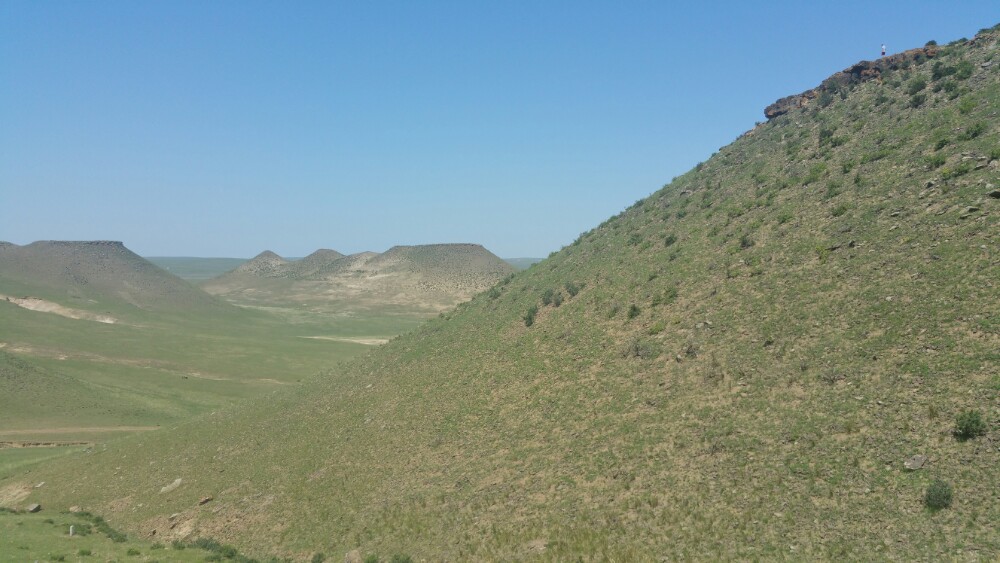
[765,46,939,119]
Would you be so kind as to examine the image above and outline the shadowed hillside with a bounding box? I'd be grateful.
[10,25,1000,561]
[0,241,233,316]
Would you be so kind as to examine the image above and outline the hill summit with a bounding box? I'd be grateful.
[12,24,1000,561]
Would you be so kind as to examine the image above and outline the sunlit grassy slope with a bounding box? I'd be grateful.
[12,26,1000,561]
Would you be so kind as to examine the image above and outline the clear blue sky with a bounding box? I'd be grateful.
[1,2,996,258]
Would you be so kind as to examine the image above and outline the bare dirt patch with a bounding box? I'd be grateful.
[1,294,117,324]
[0,482,32,507]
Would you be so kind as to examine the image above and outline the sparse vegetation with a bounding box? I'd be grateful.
[8,24,1000,563]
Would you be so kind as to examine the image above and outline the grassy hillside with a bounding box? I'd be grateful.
[10,26,1000,561]
[0,241,233,318]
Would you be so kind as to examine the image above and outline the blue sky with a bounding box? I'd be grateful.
[1,1,996,258]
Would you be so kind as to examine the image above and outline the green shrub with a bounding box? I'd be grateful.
[364,556,379,563]
[552,292,563,307]
[312,554,327,563]
[959,121,986,140]
[909,93,926,108]
[924,479,953,510]
[932,61,955,80]
[390,556,414,563]
[958,98,976,115]
[664,233,677,247]
[523,305,538,327]
[564,281,581,297]
[171,540,186,550]
[954,409,987,440]
[541,289,555,306]
[831,203,849,217]
[77,550,92,557]
[739,234,754,249]
[906,77,927,95]
[627,304,640,319]
[933,137,949,150]
[627,233,643,246]
[990,147,1000,161]
[925,154,946,169]
[818,89,835,107]
[954,60,974,80]
[126,548,140,556]
[151,543,164,550]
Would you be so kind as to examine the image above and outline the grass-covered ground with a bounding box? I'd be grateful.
[5,25,1000,561]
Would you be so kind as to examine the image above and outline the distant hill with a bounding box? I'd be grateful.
[201,243,515,313]
[16,25,1000,561]
[144,257,248,281]
[0,241,233,315]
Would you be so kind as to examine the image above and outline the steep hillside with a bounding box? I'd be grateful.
[0,241,233,316]
[12,26,1000,560]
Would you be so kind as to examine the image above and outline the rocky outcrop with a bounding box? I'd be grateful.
[765,45,939,119]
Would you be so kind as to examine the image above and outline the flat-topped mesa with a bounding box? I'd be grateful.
[765,45,939,120]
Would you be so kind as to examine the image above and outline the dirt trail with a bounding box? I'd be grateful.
[1,294,117,324]
[299,336,390,345]
[0,426,159,437]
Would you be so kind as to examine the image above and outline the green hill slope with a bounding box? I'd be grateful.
[10,26,1000,561]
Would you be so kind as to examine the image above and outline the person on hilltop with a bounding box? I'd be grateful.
[882,43,887,57]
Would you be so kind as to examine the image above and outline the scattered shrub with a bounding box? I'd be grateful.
[906,77,927,95]
[932,61,955,80]
[552,292,564,307]
[364,556,379,563]
[831,203,849,217]
[925,154,946,169]
[959,121,986,140]
[924,479,953,510]
[958,97,976,115]
[664,233,677,247]
[909,93,926,108]
[312,554,327,563]
[627,233,643,246]
[541,288,555,306]
[933,137,949,150]
[523,305,538,327]
[739,234,754,249]
[954,409,987,440]
[390,556,414,563]
[990,147,1000,161]
[818,89,835,107]
[77,550,92,557]
[127,548,141,556]
[925,39,937,46]
[564,281,581,297]
[627,304,641,319]
[954,60,974,80]
[623,338,661,360]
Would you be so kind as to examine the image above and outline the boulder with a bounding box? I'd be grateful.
[26,503,41,513]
